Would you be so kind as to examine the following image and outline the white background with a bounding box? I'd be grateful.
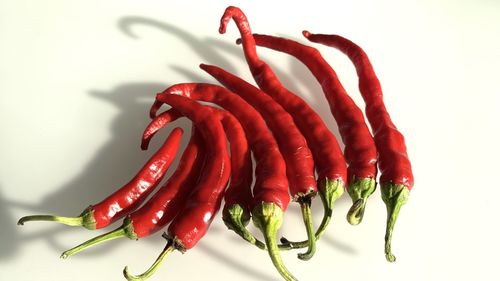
[1,0,499,280]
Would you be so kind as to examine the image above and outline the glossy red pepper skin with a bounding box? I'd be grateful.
[158,95,230,250]
[303,33,413,190]
[151,83,297,280]
[150,84,295,276]
[250,33,378,183]
[90,127,183,229]
[220,7,347,187]
[134,106,253,239]
[200,62,320,262]
[146,107,254,213]
[150,83,289,212]
[303,32,413,262]
[130,125,205,238]
[248,33,378,225]
[61,105,251,256]
[18,127,183,230]
[214,108,253,214]
[59,125,206,259]
[199,64,317,199]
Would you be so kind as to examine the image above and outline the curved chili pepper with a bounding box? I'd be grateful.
[147,105,256,247]
[220,7,346,260]
[149,83,295,280]
[214,108,254,234]
[198,63,320,261]
[303,32,414,262]
[58,122,205,258]
[123,94,231,281]
[17,127,183,230]
[247,33,378,226]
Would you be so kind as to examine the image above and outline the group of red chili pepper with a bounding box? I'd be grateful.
[18,6,414,281]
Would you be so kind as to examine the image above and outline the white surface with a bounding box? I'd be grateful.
[1,0,499,280]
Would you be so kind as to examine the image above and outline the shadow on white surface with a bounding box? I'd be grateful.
[11,82,190,254]
[0,185,20,260]
[8,15,362,280]
[118,16,240,75]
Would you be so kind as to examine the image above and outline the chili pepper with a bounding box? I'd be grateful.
[247,33,378,226]
[58,122,205,259]
[17,127,183,230]
[147,105,256,247]
[123,94,231,281]
[214,108,254,236]
[303,31,414,262]
[150,83,295,280]
[220,6,346,260]
[199,63,319,260]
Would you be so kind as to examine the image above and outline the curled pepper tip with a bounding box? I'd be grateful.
[346,198,366,225]
[346,177,376,225]
[123,266,143,281]
[219,6,240,34]
[140,136,152,150]
[149,99,163,119]
[123,240,176,281]
[302,30,311,38]
[385,251,396,263]
[235,38,242,45]
[218,26,227,34]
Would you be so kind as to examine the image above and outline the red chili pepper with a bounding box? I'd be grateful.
[150,106,256,249]
[214,108,254,229]
[303,31,414,262]
[199,63,320,261]
[247,33,378,226]
[123,94,231,281]
[220,6,346,260]
[58,122,206,259]
[150,83,295,280]
[17,127,183,230]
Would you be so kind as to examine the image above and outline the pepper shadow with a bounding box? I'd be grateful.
[117,16,239,75]
[0,185,20,260]
[13,82,192,257]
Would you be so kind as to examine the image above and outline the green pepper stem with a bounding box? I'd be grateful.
[279,178,344,250]
[381,183,410,262]
[346,177,376,225]
[346,198,366,225]
[18,215,83,226]
[17,206,97,230]
[297,198,316,261]
[252,203,297,281]
[123,240,176,281]
[222,204,266,250]
[61,226,129,259]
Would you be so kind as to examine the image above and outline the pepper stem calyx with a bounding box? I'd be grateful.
[346,177,376,225]
[222,204,266,249]
[252,202,297,281]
